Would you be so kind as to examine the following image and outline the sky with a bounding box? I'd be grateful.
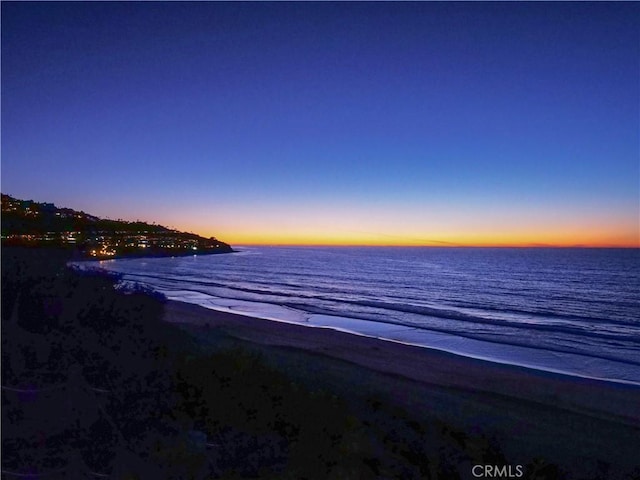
[2,2,638,247]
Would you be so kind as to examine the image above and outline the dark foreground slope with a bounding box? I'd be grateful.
[2,247,639,479]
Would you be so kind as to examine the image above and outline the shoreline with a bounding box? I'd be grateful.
[156,291,640,386]
[163,300,640,423]
[163,299,640,476]
[85,246,640,387]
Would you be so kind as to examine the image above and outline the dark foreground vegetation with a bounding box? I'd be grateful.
[2,246,621,479]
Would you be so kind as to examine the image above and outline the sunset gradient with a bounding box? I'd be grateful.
[2,2,638,247]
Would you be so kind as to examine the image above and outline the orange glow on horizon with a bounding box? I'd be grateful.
[154,205,639,249]
[197,228,639,248]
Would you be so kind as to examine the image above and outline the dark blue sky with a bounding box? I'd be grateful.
[2,2,638,245]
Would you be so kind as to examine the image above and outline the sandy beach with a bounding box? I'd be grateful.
[164,299,640,478]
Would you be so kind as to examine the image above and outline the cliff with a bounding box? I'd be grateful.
[1,194,234,258]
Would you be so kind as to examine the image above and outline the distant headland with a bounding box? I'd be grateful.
[1,194,234,259]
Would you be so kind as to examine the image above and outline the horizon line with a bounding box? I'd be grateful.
[231,243,640,249]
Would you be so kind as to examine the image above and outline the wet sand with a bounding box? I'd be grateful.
[164,300,640,477]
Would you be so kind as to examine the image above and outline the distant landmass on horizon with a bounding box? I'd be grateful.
[1,194,233,259]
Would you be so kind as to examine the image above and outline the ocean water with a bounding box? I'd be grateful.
[84,247,640,384]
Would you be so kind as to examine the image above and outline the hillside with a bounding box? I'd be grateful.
[1,194,233,258]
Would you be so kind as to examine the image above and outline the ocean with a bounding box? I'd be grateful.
[84,247,640,385]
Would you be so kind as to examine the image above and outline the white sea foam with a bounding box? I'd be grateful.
[162,290,640,385]
[161,289,309,324]
[76,246,640,386]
